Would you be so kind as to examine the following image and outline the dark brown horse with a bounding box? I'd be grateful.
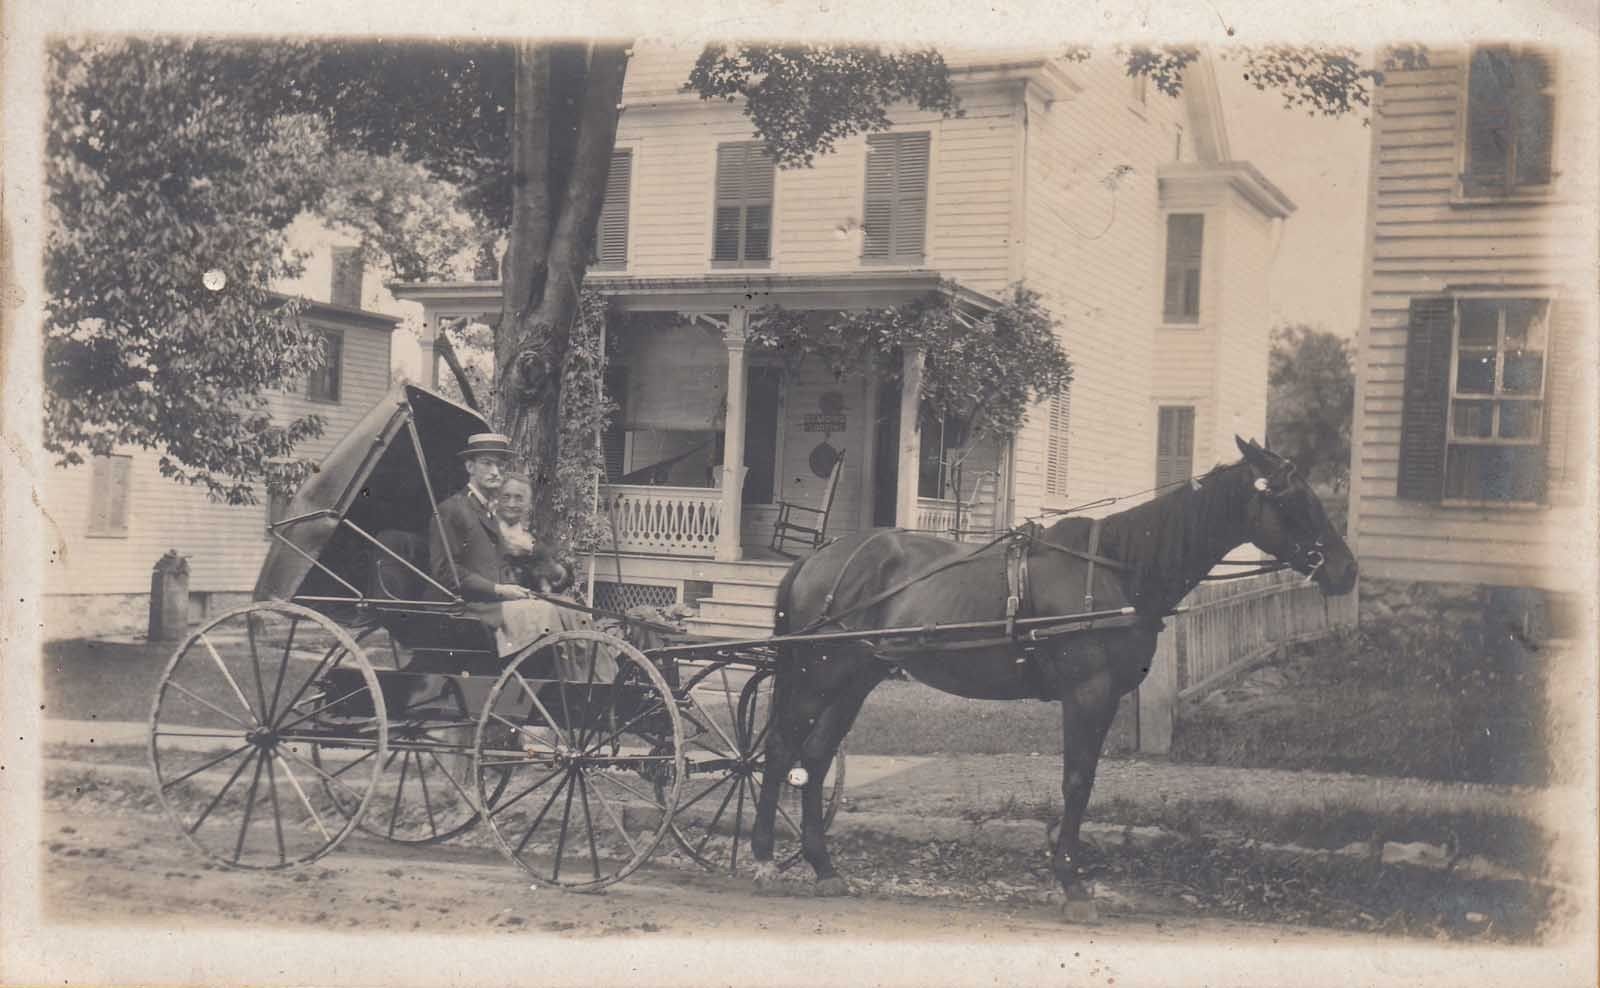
[747,438,1356,919]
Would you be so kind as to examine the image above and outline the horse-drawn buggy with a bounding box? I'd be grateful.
[149,383,1355,916]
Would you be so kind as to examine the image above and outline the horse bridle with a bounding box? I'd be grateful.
[1246,459,1327,584]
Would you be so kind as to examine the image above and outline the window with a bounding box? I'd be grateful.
[1463,47,1555,197]
[1162,214,1204,323]
[1399,296,1552,504]
[1130,71,1148,107]
[88,454,132,537]
[916,408,967,500]
[305,330,343,403]
[1155,406,1195,489]
[1045,389,1071,497]
[330,246,363,308]
[862,132,930,265]
[712,142,774,266]
[592,149,633,270]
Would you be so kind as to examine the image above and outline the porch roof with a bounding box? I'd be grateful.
[388,271,1004,317]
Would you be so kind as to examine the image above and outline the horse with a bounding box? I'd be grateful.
[746,437,1357,919]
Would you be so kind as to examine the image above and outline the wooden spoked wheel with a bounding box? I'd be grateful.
[472,630,684,891]
[147,602,387,870]
[310,625,511,845]
[660,665,845,875]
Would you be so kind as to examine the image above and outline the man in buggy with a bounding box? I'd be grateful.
[429,433,616,679]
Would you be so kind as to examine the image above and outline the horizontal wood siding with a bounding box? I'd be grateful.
[1016,56,1191,521]
[1353,49,1596,591]
[1210,202,1275,463]
[43,319,393,599]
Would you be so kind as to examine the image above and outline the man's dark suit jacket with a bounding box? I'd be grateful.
[428,486,505,627]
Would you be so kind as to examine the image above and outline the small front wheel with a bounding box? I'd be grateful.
[472,630,684,891]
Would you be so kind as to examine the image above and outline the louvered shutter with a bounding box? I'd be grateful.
[1045,388,1071,496]
[90,455,132,536]
[713,143,774,264]
[1466,49,1513,192]
[1539,301,1576,494]
[594,150,632,269]
[1396,297,1455,501]
[1512,52,1554,187]
[1155,407,1194,489]
[863,132,929,263]
[601,365,628,482]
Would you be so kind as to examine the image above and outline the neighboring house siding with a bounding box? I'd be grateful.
[44,315,393,601]
[1015,56,1189,521]
[1353,48,1594,591]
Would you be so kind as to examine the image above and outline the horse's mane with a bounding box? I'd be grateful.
[1041,459,1254,615]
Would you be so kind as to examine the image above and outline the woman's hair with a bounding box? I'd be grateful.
[500,475,533,493]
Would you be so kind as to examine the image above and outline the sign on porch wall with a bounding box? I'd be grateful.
[801,414,847,433]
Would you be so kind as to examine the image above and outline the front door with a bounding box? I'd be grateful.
[743,365,782,504]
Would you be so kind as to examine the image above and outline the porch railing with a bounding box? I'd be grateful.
[600,484,721,557]
[914,497,962,539]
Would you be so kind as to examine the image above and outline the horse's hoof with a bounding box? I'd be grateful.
[1062,897,1099,923]
[752,861,781,895]
[814,876,852,898]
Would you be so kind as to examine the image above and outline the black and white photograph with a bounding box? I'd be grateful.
[2,1,1596,984]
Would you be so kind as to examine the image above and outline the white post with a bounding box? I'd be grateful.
[716,307,749,561]
[895,346,925,530]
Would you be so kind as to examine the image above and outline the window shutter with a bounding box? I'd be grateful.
[862,137,896,259]
[863,132,929,263]
[601,365,628,482]
[1466,49,1513,191]
[1512,51,1555,187]
[1541,301,1577,493]
[595,150,632,268]
[892,133,930,261]
[1396,297,1455,501]
[90,455,132,535]
[1155,406,1194,489]
[1045,389,1071,496]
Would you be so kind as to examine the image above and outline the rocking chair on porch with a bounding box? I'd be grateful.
[770,449,846,557]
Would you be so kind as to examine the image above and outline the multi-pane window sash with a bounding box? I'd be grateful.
[1443,298,1548,502]
[862,132,930,264]
[1162,214,1204,323]
[712,143,774,266]
[305,330,343,403]
[1464,47,1555,196]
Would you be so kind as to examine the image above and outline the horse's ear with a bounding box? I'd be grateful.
[1236,435,1274,472]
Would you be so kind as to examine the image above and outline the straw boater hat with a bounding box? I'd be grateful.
[459,433,515,460]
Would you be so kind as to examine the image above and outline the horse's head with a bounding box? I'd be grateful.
[1234,436,1357,595]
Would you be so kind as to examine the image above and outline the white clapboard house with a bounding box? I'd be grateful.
[393,45,1295,639]
[1349,44,1595,629]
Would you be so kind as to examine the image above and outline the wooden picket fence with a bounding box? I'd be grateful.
[1128,569,1358,753]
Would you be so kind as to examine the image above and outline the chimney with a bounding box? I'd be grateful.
[330,246,363,308]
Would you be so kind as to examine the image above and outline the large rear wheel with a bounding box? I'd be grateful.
[148,602,387,870]
[472,630,684,891]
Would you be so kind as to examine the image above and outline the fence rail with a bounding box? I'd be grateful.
[1136,570,1357,753]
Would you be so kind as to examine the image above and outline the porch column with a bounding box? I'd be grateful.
[895,345,925,530]
[716,307,749,561]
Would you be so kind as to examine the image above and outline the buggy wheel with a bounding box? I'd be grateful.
[148,602,387,870]
[659,666,845,875]
[472,630,684,891]
[310,626,509,845]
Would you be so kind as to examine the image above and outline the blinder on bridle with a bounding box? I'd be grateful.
[1247,455,1328,583]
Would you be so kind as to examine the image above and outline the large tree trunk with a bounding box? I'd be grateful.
[496,42,629,546]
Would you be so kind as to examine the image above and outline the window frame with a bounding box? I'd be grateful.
[1160,213,1205,326]
[710,141,776,269]
[861,131,933,268]
[304,329,344,404]
[1454,45,1560,204]
[87,453,133,538]
[1441,294,1551,507]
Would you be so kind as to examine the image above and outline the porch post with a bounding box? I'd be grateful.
[895,345,925,529]
[716,307,749,561]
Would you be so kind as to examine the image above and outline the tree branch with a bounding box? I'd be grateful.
[435,318,482,412]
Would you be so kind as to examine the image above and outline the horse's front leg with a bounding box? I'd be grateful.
[796,658,886,896]
[1052,666,1119,922]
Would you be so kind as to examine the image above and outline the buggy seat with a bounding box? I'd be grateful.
[368,528,503,675]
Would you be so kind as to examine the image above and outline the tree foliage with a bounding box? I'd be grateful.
[747,285,1070,441]
[1266,324,1354,492]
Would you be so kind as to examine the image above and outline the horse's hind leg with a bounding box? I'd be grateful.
[1052,665,1120,922]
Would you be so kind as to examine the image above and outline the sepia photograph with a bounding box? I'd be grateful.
[2,0,1596,984]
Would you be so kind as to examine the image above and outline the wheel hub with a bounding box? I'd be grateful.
[246,726,279,750]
